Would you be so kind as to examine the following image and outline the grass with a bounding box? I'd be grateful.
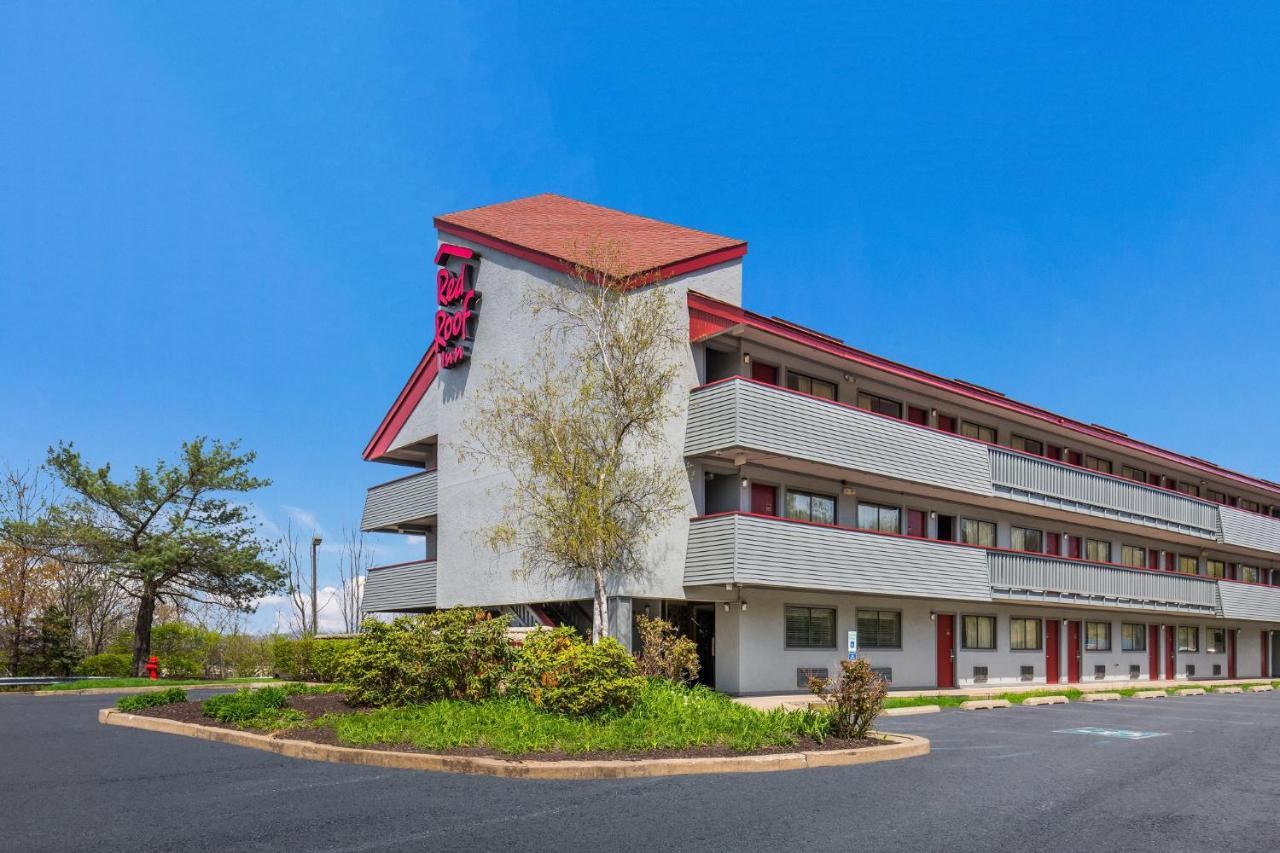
[200,683,335,731]
[326,680,834,756]
[117,687,188,712]
[39,676,274,692]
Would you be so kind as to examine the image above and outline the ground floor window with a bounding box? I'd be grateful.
[1121,623,1147,652]
[856,610,901,649]
[1206,627,1226,654]
[962,615,996,649]
[784,605,836,649]
[1176,626,1199,652]
[1009,617,1042,650]
[1085,621,1111,651]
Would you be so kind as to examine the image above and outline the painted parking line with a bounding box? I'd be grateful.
[1054,726,1168,740]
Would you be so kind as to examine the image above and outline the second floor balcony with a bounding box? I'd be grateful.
[362,559,437,613]
[361,469,437,534]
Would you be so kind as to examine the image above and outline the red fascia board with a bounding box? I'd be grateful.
[435,220,747,282]
[694,511,1276,590]
[687,291,1280,502]
[362,345,438,462]
[368,558,436,573]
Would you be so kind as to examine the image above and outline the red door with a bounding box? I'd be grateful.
[1166,625,1177,681]
[907,509,926,538]
[1148,625,1160,680]
[1066,536,1082,560]
[1046,532,1061,556]
[1066,620,1082,683]
[749,483,776,516]
[751,362,778,385]
[1228,630,1237,679]
[1263,633,1270,678]
[935,614,955,688]
[1045,620,1060,684]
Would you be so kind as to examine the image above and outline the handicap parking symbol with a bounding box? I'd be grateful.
[1054,726,1168,740]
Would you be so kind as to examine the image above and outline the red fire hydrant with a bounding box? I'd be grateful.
[145,655,159,680]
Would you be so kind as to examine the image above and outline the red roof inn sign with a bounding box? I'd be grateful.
[434,243,480,369]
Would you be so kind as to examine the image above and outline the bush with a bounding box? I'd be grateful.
[634,616,700,683]
[202,686,288,724]
[151,623,219,678]
[341,609,514,707]
[509,627,645,717]
[222,634,273,678]
[76,653,133,678]
[271,636,356,681]
[117,687,188,712]
[808,658,887,740]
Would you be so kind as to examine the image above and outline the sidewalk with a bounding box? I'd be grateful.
[734,676,1276,711]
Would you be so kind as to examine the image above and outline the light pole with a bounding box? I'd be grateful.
[310,535,322,635]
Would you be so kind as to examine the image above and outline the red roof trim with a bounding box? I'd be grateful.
[362,345,438,462]
[435,220,746,282]
[688,291,1280,501]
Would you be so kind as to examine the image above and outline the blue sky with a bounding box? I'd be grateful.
[3,3,1280,630]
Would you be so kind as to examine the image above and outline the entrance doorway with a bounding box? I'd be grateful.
[935,614,955,688]
[750,361,778,385]
[749,483,776,516]
[1066,620,1082,683]
[1166,625,1177,681]
[664,602,716,688]
[1228,630,1237,679]
[1148,625,1160,680]
[1045,619,1060,684]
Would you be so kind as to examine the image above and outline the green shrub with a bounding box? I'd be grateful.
[202,686,288,723]
[808,658,887,740]
[117,687,188,712]
[634,615,700,684]
[340,609,514,707]
[76,653,133,678]
[270,636,355,681]
[222,634,272,678]
[510,627,645,717]
[151,623,219,678]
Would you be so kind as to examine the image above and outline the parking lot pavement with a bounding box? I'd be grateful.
[4,690,1280,853]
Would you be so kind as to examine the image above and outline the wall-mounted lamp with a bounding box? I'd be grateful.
[743,353,752,364]
[842,373,855,383]
[725,583,734,591]
[929,612,936,622]
[722,602,730,613]
[930,511,938,520]
[930,408,938,418]
[842,482,855,496]
[740,601,748,612]
[741,478,749,489]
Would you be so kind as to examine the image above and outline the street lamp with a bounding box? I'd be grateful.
[310,536,323,634]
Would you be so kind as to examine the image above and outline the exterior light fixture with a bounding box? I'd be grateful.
[741,478,749,489]
[930,511,938,520]
[740,601,748,612]
[743,353,752,364]
[842,482,855,496]
[929,612,936,621]
[722,602,731,613]
[842,373,855,383]
[930,408,937,417]
[725,583,734,591]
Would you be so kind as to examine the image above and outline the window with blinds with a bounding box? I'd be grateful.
[785,605,836,649]
[856,610,901,649]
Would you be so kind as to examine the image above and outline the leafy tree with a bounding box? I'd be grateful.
[27,605,80,677]
[5,438,283,675]
[464,243,686,642]
[0,467,58,675]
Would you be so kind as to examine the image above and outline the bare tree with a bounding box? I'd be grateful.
[337,528,370,632]
[0,466,58,675]
[280,521,333,636]
[463,242,687,642]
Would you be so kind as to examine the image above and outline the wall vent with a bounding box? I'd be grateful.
[1129,665,1141,679]
[972,666,988,683]
[1020,666,1034,681]
[1094,665,1106,679]
[797,667,828,689]
[871,667,893,684]
[1186,664,1196,678]
[1213,664,1222,677]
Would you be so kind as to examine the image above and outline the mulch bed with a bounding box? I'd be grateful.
[133,693,882,762]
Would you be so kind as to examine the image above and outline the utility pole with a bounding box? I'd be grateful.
[310,535,322,635]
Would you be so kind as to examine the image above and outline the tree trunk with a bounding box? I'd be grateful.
[131,587,157,677]
[591,570,609,643]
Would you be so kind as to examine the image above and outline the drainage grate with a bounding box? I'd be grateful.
[797,667,828,689]
[1213,664,1222,676]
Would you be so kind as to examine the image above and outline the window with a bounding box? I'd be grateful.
[962,615,996,650]
[960,421,997,443]
[1009,618,1042,651]
[856,392,902,419]
[1120,545,1146,568]
[857,503,901,534]
[1176,481,1200,497]
[1206,559,1226,579]
[1241,565,1262,584]
[1011,435,1043,455]
[1176,626,1198,653]
[1085,456,1113,475]
[1207,489,1228,504]
[1121,465,1147,483]
[1206,627,1226,654]
[785,490,836,524]
[1121,623,1147,652]
[960,518,997,547]
[1011,527,1043,553]
[787,371,837,401]
[857,610,901,649]
[1085,621,1111,651]
[1177,555,1199,575]
[1238,498,1261,513]
[1085,538,1111,563]
[784,606,836,649]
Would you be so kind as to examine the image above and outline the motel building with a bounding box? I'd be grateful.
[359,193,1280,695]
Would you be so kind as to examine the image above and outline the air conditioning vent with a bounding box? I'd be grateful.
[1094,665,1106,679]
[972,666,988,683]
[870,667,893,684]
[1129,665,1141,679]
[1213,664,1222,676]
[797,667,828,689]
[1020,666,1034,681]
[1186,664,1196,678]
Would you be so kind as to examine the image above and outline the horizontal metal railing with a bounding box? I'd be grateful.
[987,550,1219,614]
[360,469,438,532]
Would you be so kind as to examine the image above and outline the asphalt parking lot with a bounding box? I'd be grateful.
[3,689,1279,853]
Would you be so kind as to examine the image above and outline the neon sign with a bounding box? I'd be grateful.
[434,243,480,369]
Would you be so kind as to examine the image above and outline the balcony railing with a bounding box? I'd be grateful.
[987,550,1218,615]
[1217,577,1280,621]
[361,469,438,533]
[988,448,1220,539]
[362,560,437,612]
[1217,504,1280,554]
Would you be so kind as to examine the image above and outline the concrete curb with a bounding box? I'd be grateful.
[1214,687,1243,694]
[882,705,941,717]
[98,709,930,779]
[1173,688,1207,697]
[1079,692,1121,702]
[1021,696,1069,706]
[959,699,1011,711]
[1133,690,1167,699]
[1248,685,1274,693]
[33,681,283,697]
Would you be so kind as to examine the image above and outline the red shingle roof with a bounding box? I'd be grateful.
[434,194,746,279]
